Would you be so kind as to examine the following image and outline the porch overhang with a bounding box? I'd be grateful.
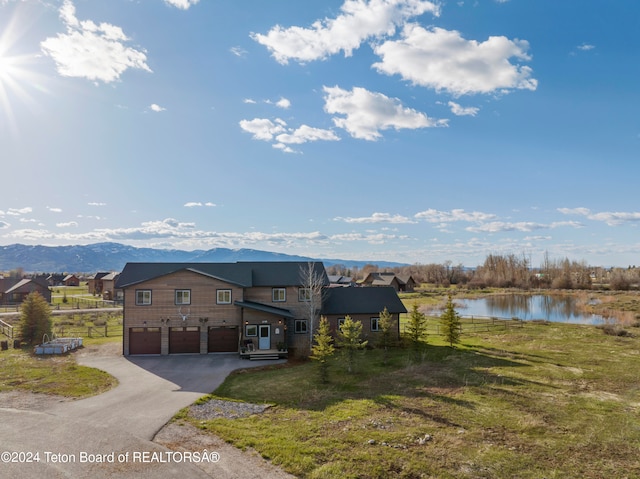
[234,300,295,319]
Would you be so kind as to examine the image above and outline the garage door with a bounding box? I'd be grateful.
[129,327,161,355]
[208,326,238,352]
[169,326,200,354]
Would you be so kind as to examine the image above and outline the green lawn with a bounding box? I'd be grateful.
[0,347,117,397]
[181,321,640,479]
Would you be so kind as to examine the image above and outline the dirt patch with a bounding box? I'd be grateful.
[0,390,71,409]
[154,420,296,479]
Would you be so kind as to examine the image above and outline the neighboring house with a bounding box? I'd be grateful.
[327,275,356,287]
[0,277,52,305]
[100,272,122,301]
[361,272,416,292]
[63,274,80,287]
[46,274,65,286]
[87,272,110,295]
[116,261,407,357]
[321,286,407,345]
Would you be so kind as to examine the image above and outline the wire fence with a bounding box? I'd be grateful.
[52,325,123,338]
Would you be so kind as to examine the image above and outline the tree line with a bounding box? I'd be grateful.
[326,253,640,290]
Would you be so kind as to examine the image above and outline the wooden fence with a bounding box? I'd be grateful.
[53,325,123,338]
[0,319,13,339]
[402,315,525,336]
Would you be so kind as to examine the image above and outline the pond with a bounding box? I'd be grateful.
[456,294,608,325]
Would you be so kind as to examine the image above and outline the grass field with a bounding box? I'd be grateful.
[180,319,640,479]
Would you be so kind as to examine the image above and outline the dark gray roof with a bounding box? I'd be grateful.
[234,300,294,318]
[321,287,407,315]
[115,261,328,289]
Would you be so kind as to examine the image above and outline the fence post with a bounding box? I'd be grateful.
[105,325,108,337]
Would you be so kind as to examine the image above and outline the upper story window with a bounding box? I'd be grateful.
[272,287,286,302]
[298,287,312,302]
[135,290,152,305]
[175,289,191,305]
[217,289,232,304]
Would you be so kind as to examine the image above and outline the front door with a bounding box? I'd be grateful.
[258,325,270,350]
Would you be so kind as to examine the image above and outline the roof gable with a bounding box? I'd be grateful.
[321,287,407,315]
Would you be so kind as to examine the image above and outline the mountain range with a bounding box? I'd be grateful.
[0,243,406,273]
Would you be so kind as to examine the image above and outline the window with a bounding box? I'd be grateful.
[272,288,286,302]
[370,317,380,332]
[135,290,151,305]
[245,325,257,337]
[217,289,232,304]
[295,320,308,334]
[175,289,191,305]
[298,288,312,302]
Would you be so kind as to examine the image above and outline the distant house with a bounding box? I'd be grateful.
[63,274,80,287]
[46,274,66,287]
[116,261,407,357]
[100,272,122,301]
[361,272,416,292]
[87,272,110,295]
[0,277,51,305]
[327,275,356,287]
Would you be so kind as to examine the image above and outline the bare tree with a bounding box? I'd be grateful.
[299,262,327,353]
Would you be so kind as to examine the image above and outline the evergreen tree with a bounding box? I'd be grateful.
[310,316,335,383]
[440,294,462,348]
[337,315,368,373]
[378,307,396,365]
[19,291,52,345]
[405,303,427,358]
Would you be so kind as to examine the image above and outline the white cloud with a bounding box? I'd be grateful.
[239,118,286,141]
[184,202,216,208]
[559,207,640,226]
[0,221,9,229]
[243,98,257,104]
[4,207,32,216]
[466,220,582,233]
[275,97,291,109]
[577,43,595,51]
[164,0,200,10]
[323,85,447,140]
[275,124,340,145]
[47,207,62,213]
[252,0,440,64]
[240,117,338,152]
[40,0,151,83]
[150,103,166,112]
[230,46,248,57]
[415,208,496,223]
[372,24,537,95]
[448,101,479,116]
[334,212,416,224]
[56,221,78,228]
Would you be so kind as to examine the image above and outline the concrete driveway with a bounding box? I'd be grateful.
[0,352,286,478]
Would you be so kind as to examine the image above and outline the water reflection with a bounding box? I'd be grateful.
[458,295,607,325]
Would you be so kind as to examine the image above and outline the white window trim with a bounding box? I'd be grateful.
[370,317,380,332]
[298,287,311,302]
[175,289,191,305]
[272,287,286,302]
[217,289,232,304]
[245,325,258,337]
[135,289,152,305]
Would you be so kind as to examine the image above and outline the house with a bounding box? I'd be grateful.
[100,272,122,301]
[327,275,356,287]
[361,272,416,292]
[321,286,407,345]
[87,272,110,295]
[0,277,52,305]
[46,274,66,287]
[63,274,80,287]
[116,261,407,357]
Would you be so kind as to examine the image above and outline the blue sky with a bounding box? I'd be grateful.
[1,0,638,267]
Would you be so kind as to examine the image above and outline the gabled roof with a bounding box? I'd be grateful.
[321,287,407,315]
[115,261,328,289]
[4,278,49,294]
[362,272,400,287]
[234,300,294,318]
[101,272,120,281]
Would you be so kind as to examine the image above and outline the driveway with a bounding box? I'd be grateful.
[0,350,290,478]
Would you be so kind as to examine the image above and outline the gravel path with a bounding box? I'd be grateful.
[0,343,296,479]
